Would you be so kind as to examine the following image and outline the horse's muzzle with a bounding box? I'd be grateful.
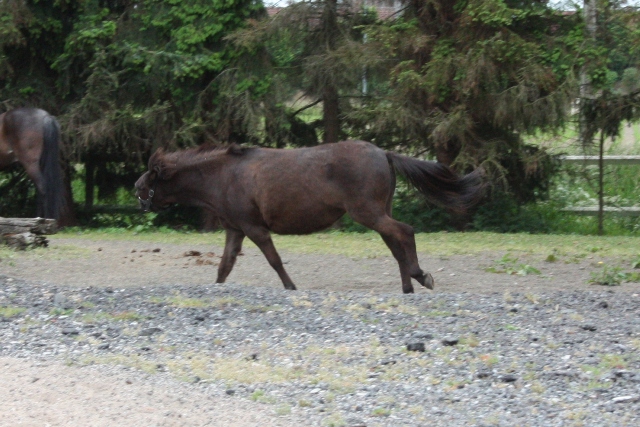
[137,189,154,212]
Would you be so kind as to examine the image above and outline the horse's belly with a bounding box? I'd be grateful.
[265,205,344,235]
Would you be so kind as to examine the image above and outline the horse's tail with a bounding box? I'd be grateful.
[386,152,485,215]
[38,114,65,219]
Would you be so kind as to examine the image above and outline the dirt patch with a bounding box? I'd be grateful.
[0,236,636,294]
[0,357,299,427]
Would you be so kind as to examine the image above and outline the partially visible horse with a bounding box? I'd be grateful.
[0,108,65,220]
[135,140,485,293]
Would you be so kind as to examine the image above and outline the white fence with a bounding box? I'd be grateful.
[559,155,640,217]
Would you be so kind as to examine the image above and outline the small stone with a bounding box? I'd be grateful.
[406,342,425,352]
[139,327,162,336]
[61,328,80,335]
[97,343,110,350]
[597,301,609,309]
[611,395,639,404]
[501,374,518,383]
[225,389,235,395]
[581,324,597,331]
[442,337,459,346]
[476,370,492,379]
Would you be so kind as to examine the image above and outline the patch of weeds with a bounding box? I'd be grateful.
[588,264,627,286]
[545,248,560,262]
[322,413,347,427]
[504,324,519,331]
[358,316,380,325]
[459,334,480,348]
[0,305,26,318]
[298,399,312,407]
[580,364,606,377]
[626,271,640,282]
[165,295,211,308]
[632,254,640,269]
[408,405,424,415]
[581,379,612,391]
[568,313,585,322]
[484,253,541,276]
[80,312,113,324]
[425,310,453,317]
[250,390,276,404]
[212,296,242,308]
[371,407,391,417]
[213,358,299,384]
[479,354,500,367]
[275,405,291,416]
[530,381,546,394]
[525,293,540,304]
[49,307,74,316]
[290,297,314,308]
[599,354,629,369]
[445,378,469,391]
[111,311,144,321]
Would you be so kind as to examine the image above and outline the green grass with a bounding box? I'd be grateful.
[0,305,26,318]
[56,228,640,258]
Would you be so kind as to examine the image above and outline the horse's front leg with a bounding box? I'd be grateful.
[244,226,297,290]
[216,228,245,283]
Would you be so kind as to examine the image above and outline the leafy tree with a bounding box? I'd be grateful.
[221,0,376,146]
[576,0,640,233]
[349,1,581,202]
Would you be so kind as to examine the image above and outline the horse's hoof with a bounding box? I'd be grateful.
[422,273,434,290]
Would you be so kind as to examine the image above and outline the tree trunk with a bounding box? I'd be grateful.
[322,0,340,144]
[323,84,340,143]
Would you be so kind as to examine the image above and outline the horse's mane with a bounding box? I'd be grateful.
[149,143,252,179]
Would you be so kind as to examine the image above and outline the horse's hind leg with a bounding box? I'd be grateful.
[244,226,297,290]
[216,228,246,283]
[352,211,433,293]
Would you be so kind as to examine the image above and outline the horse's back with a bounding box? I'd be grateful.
[243,141,393,234]
[3,108,49,134]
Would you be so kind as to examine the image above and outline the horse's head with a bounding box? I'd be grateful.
[134,149,177,212]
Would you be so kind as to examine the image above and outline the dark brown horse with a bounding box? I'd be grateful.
[135,140,484,293]
[0,108,65,220]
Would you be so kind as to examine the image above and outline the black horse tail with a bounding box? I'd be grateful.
[38,114,65,219]
[386,152,485,215]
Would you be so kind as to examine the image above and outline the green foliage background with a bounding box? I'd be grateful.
[1,0,640,235]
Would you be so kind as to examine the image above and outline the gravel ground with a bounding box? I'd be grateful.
[1,237,639,426]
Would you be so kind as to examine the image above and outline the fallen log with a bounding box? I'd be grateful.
[0,217,57,249]
[0,217,57,234]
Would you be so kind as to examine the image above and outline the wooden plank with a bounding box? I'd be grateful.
[560,155,640,165]
[0,217,57,235]
[562,207,640,216]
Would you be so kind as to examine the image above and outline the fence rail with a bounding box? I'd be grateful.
[559,155,640,217]
[559,155,640,165]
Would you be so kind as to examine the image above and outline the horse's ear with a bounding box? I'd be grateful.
[226,144,244,156]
